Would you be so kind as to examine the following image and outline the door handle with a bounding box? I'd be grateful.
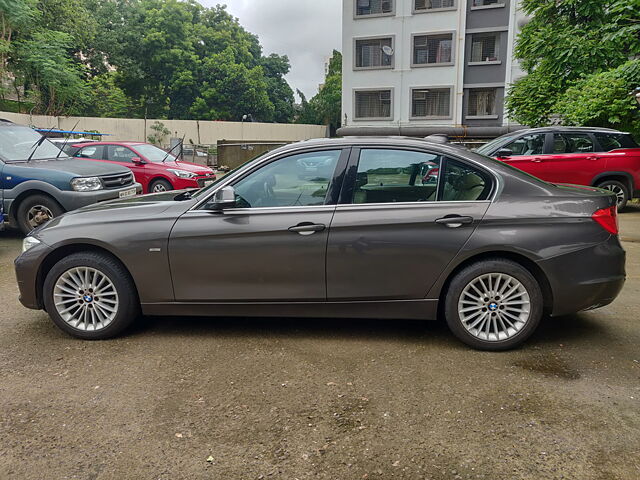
[288,222,326,235]
[586,156,600,161]
[531,158,544,163]
[435,216,474,228]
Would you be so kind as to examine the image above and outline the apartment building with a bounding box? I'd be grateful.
[339,0,528,137]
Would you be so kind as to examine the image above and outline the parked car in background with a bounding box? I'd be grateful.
[16,137,625,350]
[49,137,97,155]
[477,127,640,209]
[0,121,141,234]
[68,141,216,193]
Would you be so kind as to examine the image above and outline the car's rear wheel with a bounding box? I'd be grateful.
[444,259,543,351]
[43,252,139,340]
[16,194,64,235]
[597,179,629,210]
[149,178,172,193]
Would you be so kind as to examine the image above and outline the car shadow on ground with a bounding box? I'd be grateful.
[122,311,612,350]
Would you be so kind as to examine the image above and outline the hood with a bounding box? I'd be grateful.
[40,191,195,231]
[8,157,130,177]
[160,160,214,175]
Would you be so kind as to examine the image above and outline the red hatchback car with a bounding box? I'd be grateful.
[68,141,216,193]
[477,127,640,209]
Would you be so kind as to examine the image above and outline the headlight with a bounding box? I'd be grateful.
[71,177,103,191]
[168,169,197,179]
[22,236,41,253]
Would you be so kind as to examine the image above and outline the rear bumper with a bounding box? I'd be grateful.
[538,235,626,316]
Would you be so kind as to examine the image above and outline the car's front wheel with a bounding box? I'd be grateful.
[444,258,543,351]
[149,178,173,193]
[43,252,139,339]
[16,194,64,235]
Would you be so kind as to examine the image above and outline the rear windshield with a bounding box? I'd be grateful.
[594,132,639,151]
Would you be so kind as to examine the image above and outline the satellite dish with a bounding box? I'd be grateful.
[381,45,394,56]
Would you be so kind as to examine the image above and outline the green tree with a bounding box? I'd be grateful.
[261,54,295,123]
[507,0,640,129]
[84,73,133,118]
[553,60,640,137]
[296,50,342,134]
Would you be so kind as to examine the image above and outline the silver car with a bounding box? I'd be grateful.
[15,137,626,350]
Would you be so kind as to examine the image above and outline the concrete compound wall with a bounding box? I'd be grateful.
[0,111,328,144]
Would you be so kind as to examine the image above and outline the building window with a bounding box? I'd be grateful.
[472,0,502,6]
[470,33,499,62]
[414,0,455,11]
[413,33,453,65]
[467,88,497,117]
[355,90,392,119]
[356,0,394,16]
[411,88,451,118]
[355,38,393,69]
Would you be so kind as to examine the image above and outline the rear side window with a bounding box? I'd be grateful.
[441,159,492,202]
[594,133,639,152]
[552,133,594,153]
[76,145,104,159]
[352,149,442,204]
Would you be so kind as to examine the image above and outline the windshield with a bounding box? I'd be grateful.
[0,126,68,162]
[134,143,178,162]
[475,135,515,155]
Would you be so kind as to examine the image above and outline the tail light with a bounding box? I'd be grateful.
[592,205,619,235]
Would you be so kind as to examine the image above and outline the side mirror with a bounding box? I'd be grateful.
[495,148,513,159]
[210,186,236,211]
[131,157,145,165]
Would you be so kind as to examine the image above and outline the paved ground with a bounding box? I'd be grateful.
[1,207,639,480]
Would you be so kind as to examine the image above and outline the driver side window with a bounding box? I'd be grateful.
[232,150,341,208]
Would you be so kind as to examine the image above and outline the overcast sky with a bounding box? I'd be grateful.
[199,1,342,101]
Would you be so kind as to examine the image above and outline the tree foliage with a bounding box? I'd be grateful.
[507,0,640,134]
[0,0,297,122]
[296,50,342,134]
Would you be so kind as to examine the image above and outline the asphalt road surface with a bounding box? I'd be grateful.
[1,207,639,480]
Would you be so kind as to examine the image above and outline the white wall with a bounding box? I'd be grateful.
[0,111,328,144]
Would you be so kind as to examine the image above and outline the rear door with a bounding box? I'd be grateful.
[538,132,600,185]
[326,148,492,301]
[497,133,548,179]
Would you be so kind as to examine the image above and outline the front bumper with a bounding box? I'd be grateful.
[56,183,143,211]
[538,235,626,316]
[15,239,53,310]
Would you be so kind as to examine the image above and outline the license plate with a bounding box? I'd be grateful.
[204,180,215,187]
[119,188,137,198]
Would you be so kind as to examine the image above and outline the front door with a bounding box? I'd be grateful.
[169,148,348,302]
[498,133,548,179]
[326,148,492,301]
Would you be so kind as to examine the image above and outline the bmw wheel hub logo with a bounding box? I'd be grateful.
[83,295,94,303]
[489,302,498,311]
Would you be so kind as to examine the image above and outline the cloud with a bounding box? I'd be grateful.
[199,1,342,100]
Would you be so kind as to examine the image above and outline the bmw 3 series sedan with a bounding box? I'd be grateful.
[15,138,626,350]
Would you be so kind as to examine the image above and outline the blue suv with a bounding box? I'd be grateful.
[0,120,141,234]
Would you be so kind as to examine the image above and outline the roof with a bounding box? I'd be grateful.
[514,126,624,134]
[34,128,112,136]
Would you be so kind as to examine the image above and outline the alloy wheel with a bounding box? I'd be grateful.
[457,273,531,342]
[152,183,167,192]
[600,184,626,207]
[27,205,53,229]
[53,267,119,331]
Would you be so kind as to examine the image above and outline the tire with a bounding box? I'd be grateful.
[444,258,543,351]
[596,179,629,211]
[149,178,173,193]
[43,252,139,340]
[15,194,64,235]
